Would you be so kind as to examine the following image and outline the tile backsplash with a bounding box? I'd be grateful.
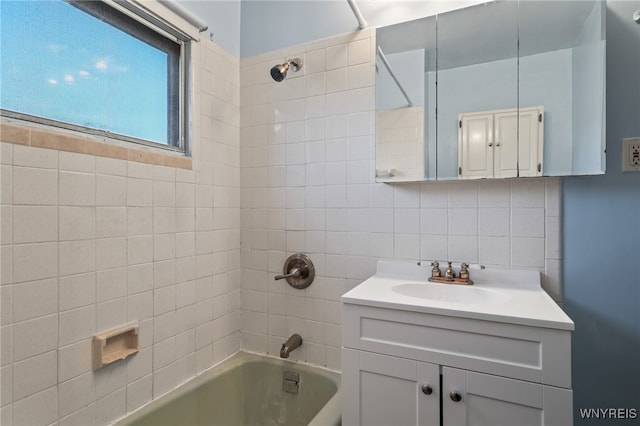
[239,28,562,369]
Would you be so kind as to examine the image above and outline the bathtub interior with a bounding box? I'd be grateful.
[117,352,340,426]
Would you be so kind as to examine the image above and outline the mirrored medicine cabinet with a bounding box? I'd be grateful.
[375,0,606,182]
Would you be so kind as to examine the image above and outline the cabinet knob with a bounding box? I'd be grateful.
[421,385,433,395]
[488,143,493,147]
[450,391,462,402]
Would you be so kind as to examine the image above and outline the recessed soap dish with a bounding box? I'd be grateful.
[92,322,139,371]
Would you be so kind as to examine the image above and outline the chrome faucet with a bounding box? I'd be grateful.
[280,334,303,358]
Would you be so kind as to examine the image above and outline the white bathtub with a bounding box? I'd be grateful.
[115,351,341,426]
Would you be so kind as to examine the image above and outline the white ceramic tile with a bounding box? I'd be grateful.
[347,112,370,137]
[420,209,448,235]
[448,208,478,236]
[94,386,126,426]
[12,206,58,244]
[448,236,478,263]
[306,141,325,163]
[347,136,370,161]
[13,350,57,400]
[478,180,510,208]
[305,73,325,97]
[127,236,153,266]
[13,167,58,205]
[59,240,95,276]
[394,234,420,260]
[58,340,92,383]
[371,209,394,233]
[511,237,545,268]
[346,160,369,184]
[59,172,95,206]
[325,91,349,116]
[545,215,562,260]
[13,314,58,361]
[127,207,153,236]
[96,207,126,238]
[347,63,373,89]
[511,179,545,208]
[59,306,95,347]
[96,267,127,303]
[448,181,478,208]
[305,49,326,74]
[394,209,420,234]
[478,208,510,237]
[59,273,95,311]
[347,88,371,113]
[13,242,57,283]
[346,184,369,208]
[128,291,153,321]
[59,206,96,241]
[478,237,510,266]
[511,208,545,238]
[12,386,58,426]
[13,145,57,169]
[153,180,176,207]
[420,235,448,262]
[348,38,371,66]
[325,44,347,70]
[127,178,153,207]
[12,278,57,323]
[126,375,152,413]
[58,373,95,417]
[96,175,126,207]
[127,263,154,295]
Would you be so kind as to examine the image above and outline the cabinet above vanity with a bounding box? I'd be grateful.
[375,0,606,182]
[341,261,574,426]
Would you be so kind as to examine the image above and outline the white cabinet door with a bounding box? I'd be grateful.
[494,111,518,178]
[442,367,572,426]
[458,107,543,179]
[343,349,440,426]
[458,113,494,179]
[517,107,544,177]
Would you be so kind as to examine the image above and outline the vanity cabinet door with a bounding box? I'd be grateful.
[343,348,440,426]
[442,367,572,426]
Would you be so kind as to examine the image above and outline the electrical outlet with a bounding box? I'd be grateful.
[622,138,640,172]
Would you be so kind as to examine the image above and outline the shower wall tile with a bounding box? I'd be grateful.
[239,28,563,370]
[0,35,241,425]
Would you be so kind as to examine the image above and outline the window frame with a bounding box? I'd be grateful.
[0,0,193,155]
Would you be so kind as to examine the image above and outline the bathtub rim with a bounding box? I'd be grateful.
[112,350,341,426]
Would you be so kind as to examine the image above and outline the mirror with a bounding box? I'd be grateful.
[374,0,606,182]
[375,16,436,181]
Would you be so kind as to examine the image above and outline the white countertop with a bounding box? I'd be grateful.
[342,261,574,331]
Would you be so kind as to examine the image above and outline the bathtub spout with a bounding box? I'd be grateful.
[280,334,303,358]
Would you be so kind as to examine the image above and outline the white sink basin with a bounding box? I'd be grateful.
[392,283,510,305]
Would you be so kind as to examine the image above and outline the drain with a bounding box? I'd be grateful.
[283,371,299,394]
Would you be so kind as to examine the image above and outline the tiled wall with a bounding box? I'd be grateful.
[376,107,425,181]
[0,38,241,425]
[239,28,563,370]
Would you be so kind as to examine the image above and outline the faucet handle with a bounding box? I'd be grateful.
[459,263,470,281]
[430,261,441,278]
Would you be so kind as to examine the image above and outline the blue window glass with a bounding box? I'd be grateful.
[1,0,182,147]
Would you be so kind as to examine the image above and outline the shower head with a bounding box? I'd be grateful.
[270,58,303,82]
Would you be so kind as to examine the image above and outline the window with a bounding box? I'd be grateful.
[1,0,189,151]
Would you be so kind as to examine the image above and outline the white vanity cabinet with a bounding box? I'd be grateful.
[341,262,574,426]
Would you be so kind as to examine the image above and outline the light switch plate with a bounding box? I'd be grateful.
[622,137,640,172]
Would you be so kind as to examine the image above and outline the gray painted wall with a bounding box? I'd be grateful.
[563,0,640,421]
